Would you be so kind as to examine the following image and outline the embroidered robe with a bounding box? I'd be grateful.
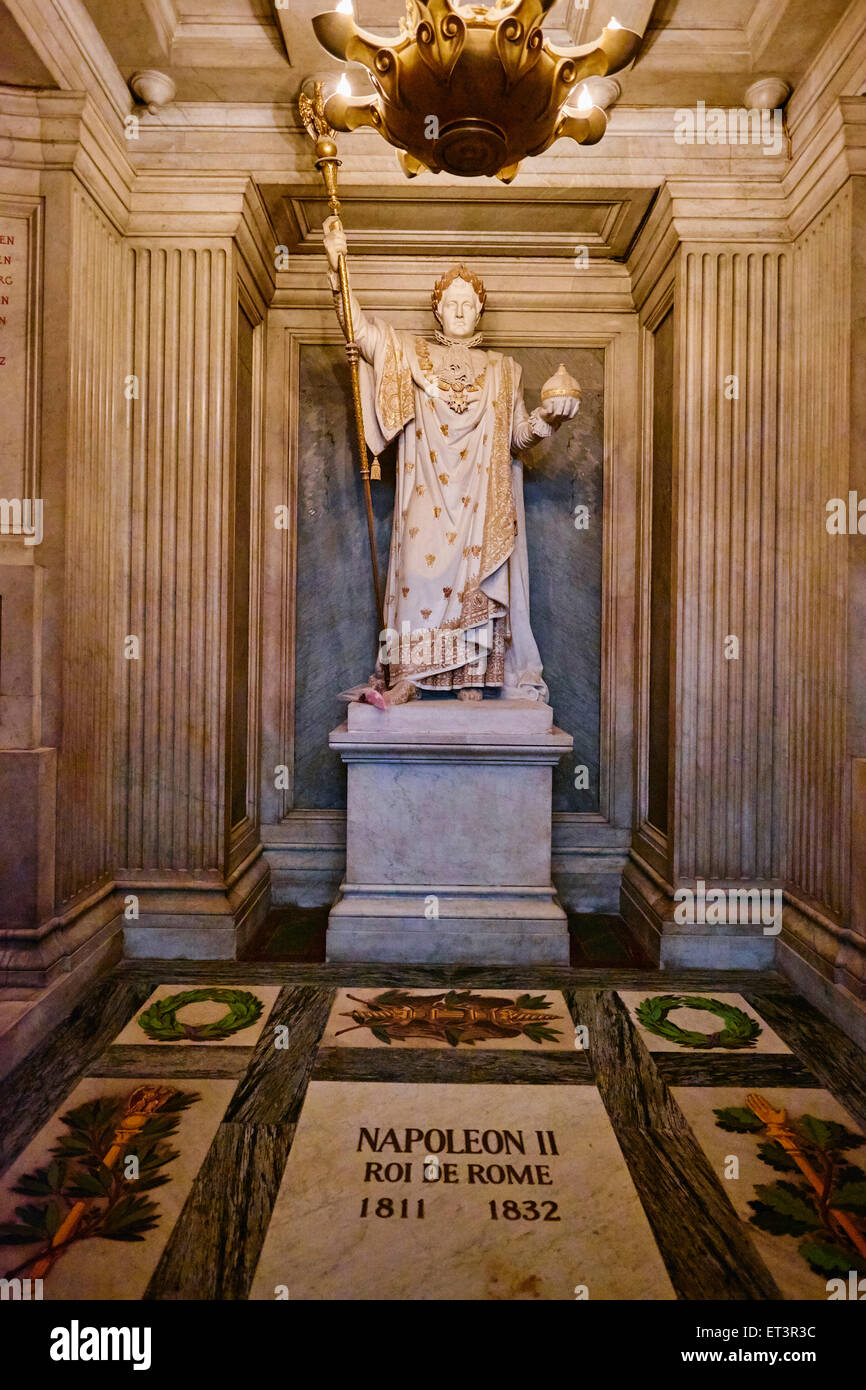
[353,309,548,698]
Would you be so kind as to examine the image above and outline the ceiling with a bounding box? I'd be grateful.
[0,4,57,88]
[65,0,850,107]
[0,0,854,266]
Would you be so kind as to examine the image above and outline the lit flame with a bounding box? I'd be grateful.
[576,85,592,112]
[337,72,351,96]
[608,16,621,28]
[336,0,354,13]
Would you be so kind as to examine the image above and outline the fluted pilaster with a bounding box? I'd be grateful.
[117,243,232,874]
[675,248,788,884]
[57,184,123,905]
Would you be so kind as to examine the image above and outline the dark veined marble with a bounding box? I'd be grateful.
[91,1044,253,1079]
[0,976,153,1175]
[744,989,866,1132]
[145,1122,295,1301]
[312,1046,594,1086]
[565,988,783,1300]
[224,985,334,1125]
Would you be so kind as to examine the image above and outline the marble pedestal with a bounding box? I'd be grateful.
[327,699,573,963]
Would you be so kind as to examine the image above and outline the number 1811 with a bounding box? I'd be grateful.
[360,1198,425,1219]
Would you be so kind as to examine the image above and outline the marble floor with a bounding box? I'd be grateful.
[1,961,864,1301]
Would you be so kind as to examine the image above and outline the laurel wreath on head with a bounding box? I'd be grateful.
[137,987,264,1042]
[635,994,762,1049]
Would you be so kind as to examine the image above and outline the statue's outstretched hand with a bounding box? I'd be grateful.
[323,214,348,273]
[538,396,580,427]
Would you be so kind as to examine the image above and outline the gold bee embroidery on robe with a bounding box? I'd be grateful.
[420,608,432,619]
[447,532,457,544]
[440,424,449,436]
[416,429,422,439]
[430,450,437,463]
[416,484,426,496]
[438,472,449,484]
[443,587,452,598]
[425,554,436,567]
[460,448,468,459]
[462,496,471,506]
[402,586,410,597]
[433,506,442,518]
[406,460,415,473]
[409,527,419,538]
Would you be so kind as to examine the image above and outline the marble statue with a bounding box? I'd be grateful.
[323,215,580,706]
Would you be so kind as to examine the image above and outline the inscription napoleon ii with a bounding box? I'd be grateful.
[358,1125,563,1222]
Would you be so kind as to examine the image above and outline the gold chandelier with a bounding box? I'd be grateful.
[311,0,640,183]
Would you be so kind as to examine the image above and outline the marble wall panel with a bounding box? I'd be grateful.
[56,185,123,906]
[647,308,673,835]
[785,190,851,916]
[293,344,396,811]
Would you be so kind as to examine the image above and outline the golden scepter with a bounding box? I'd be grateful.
[299,80,386,646]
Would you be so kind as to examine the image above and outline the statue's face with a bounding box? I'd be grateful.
[438,277,482,339]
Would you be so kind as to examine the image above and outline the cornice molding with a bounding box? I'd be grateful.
[627,185,679,313]
[108,104,789,185]
[0,86,134,232]
[785,96,866,238]
[126,171,262,238]
[270,257,635,316]
[235,179,278,306]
